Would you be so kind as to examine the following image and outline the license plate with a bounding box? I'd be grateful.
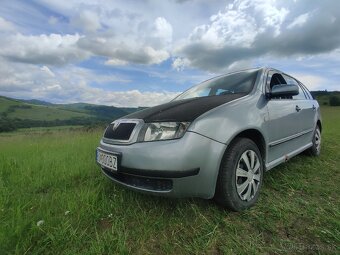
[96,149,118,171]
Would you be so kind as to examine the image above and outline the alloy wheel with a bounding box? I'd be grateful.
[235,150,261,202]
[315,128,321,153]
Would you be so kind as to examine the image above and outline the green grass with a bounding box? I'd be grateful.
[1,126,85,136]
[0,107,339,254]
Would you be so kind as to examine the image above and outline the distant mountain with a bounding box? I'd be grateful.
[0,95,144,132]
[20,99,53,106]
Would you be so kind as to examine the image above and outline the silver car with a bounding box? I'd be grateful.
[96,67,322,211]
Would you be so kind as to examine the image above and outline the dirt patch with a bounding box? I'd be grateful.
[97,218,113,231]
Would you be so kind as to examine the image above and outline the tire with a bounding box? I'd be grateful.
[215,138,264,211]
[306,125,321,156]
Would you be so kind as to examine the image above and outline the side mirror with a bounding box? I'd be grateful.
[270,84,299,97]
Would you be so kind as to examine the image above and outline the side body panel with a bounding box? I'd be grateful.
[264,99,302,162]
[188,68,320,172]
[262,69,320,169]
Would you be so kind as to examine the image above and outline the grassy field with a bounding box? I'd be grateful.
[0,107,339,254]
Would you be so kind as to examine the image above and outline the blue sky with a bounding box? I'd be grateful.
[0,0,339,107]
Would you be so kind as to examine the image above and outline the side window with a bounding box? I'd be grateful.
[215,88,229,95]
[293,85,307,100]
[283,75,306,100]
[195,88,211,97]
[299,82,313,99]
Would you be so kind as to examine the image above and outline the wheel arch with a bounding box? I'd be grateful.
[223,128,267,166]
[214,128,266,209]
[317,119,322,132]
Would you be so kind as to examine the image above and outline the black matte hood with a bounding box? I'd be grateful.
[123,93,246,122]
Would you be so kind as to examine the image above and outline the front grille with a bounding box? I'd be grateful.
[104,122,136,140]
[102,168,173,192]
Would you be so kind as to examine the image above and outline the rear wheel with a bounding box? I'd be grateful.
[306,125,321,156]
[215,138,263,211]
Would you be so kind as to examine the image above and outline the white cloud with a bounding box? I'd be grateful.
[0,59,177,107]
[153,17,173,45]
[0,17,15,31]
[172,57,191,71]
[0,33,89,65]
[250,0,289,36]
[78,35,170,65]
[105,59,128,66]
[287,12,310,29]
[188,5,258,48]
[173,0,291,72]
[71,10,101,32]
[40,66,55,77]
[86,90,179,107]
[291,73,326,91]
[1,0,340,107]
[174,0,340,72]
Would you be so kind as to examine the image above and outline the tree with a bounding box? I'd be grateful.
[329,96,340,106]
[0,118,17,132]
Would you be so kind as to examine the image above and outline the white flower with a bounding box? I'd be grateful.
[108,213,113,218]
[37,220,44,227]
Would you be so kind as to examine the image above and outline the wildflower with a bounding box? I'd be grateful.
[37,220,44,227]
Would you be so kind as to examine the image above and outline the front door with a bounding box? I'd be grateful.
[264,71,302,163]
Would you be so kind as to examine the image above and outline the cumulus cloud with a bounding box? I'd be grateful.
[172,57,191,71]
[78,36,170,65]
[174,0,340,72]
[152,17,173,46]
[0,59,178,107]
[75,15,173,65]
[1,0,340,107]
[0,13,173,67]
[0,33,89,65]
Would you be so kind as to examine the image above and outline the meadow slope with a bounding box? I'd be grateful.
[0,107,339,254]
[0,96,92,121]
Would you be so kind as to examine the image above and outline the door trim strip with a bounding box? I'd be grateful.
[269,128,314,147]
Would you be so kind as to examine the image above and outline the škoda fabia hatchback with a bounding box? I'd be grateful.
[96,67,322,211]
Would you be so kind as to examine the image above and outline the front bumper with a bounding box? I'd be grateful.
[97,131,226,199]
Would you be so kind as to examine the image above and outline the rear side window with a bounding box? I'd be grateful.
[299,82,313,99]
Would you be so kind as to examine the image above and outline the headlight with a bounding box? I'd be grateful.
[138,122,190,142]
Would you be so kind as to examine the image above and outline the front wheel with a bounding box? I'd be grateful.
[215,138,264,211]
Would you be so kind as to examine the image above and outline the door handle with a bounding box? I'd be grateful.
[295,105,301,112]
[312,105,316,111]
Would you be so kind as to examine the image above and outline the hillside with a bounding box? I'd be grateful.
[0,96,92,121]
[0,96,141,132]
[311,91,340,106]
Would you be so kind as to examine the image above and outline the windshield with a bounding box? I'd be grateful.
[174,70,259,101]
